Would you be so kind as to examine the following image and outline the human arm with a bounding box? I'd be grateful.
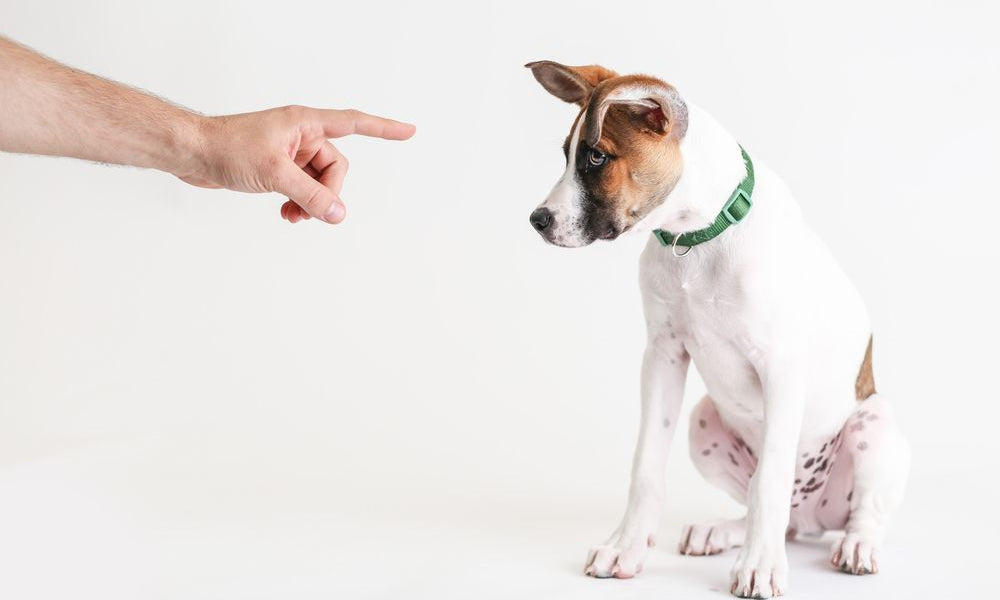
[0,35,415,224]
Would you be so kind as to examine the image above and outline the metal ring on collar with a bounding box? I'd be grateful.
[671,234,693,258]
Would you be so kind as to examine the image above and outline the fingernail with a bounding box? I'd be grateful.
[323,201,345,224]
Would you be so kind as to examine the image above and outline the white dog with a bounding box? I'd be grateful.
[525,60,910,598]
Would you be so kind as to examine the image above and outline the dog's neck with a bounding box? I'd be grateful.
[638,104,748,235]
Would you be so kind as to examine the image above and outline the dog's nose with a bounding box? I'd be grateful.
[530,207,553,231]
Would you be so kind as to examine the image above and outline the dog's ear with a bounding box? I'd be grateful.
[525,60,618,105]
[584,76,688,146]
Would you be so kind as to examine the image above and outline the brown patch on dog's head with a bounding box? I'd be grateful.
[525,61,619,105]
[526,61,689,246]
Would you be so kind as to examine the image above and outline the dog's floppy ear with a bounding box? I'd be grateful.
[584,76,688,146]
[525,60,618,105]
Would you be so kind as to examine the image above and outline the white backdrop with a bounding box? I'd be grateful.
[1,1,997,598]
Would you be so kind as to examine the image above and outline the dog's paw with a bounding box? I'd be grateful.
[830,533,879,575]
[729,544,788,598]
[584,533,655,579]
[679,518,746,556]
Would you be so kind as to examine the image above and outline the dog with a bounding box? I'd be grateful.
[525,60,910,598]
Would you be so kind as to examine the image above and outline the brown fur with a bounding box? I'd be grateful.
[584,75,687,145]
[524,61,618,105]
[855,335,876,401]
[580,103,684,228]
[572,65,620,91]
[575,75,686,234]
[529,61,689,238]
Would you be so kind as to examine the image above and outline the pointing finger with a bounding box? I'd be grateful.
[315,108,416,140]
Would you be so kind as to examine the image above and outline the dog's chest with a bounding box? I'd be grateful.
[641,244,767,431]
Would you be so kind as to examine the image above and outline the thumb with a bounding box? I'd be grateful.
[273,160,346,224]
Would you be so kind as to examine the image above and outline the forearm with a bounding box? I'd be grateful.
[0,36,201,175]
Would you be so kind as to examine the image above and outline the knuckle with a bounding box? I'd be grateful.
[281,104,308,121]
[341,108,364,123]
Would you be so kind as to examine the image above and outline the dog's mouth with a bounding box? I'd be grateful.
[546,235,594,249]
[531,212,633,247]
[546,223,626,247]
[597,221,633,241]
[597,227,619,240]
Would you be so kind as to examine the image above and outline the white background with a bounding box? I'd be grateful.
[1,1,998,598]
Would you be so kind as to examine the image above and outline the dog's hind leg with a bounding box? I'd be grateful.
[680,396,756,556]
[817,394,910,575]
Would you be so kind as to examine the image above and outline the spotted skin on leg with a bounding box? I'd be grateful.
[815,395,909,575]
[682,394,907,589]
[681,397,754,557]
[688,396,758,505]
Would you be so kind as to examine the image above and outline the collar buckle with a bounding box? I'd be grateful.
[721,188,752,225]
[652,145,755,253]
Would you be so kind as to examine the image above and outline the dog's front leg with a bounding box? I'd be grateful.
[585,333,688,579]
[730,363,805,598]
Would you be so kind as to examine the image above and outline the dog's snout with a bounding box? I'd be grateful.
[530,207,553,231]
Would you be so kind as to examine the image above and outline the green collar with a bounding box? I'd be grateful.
[653,146,754,255]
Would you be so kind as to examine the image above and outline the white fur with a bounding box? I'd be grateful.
[581,104,909,596]
[540,116,588,246]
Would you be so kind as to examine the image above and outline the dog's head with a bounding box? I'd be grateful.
[526,61,688,247]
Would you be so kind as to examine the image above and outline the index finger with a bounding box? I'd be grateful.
[316,108,416,140]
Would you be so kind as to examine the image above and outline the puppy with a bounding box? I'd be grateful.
[525,60,910,598]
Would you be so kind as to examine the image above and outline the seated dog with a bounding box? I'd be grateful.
[525,60,910,598]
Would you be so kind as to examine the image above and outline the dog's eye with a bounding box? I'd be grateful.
[588,149,607,167]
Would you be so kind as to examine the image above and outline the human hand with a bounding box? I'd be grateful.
[177,106,415,224]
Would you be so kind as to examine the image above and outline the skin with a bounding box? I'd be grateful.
[0,35,416,224]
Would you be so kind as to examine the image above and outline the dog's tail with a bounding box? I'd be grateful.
[855,335,876,401]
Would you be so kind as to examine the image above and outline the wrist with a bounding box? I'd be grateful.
[165,110,214,179]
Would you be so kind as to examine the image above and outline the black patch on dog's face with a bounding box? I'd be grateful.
[573,140,623,241]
